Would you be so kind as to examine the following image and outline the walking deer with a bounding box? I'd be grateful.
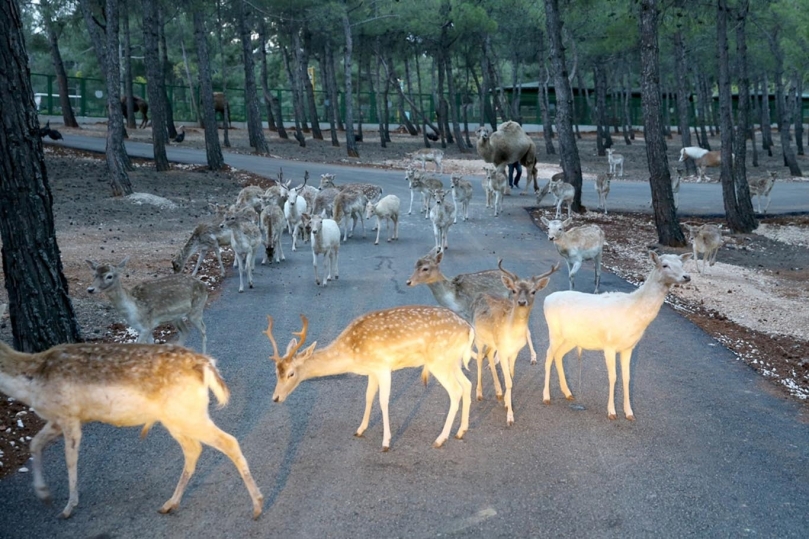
[472,261,557,425]
[305,214,340,286]
[543,252,692,420]
[265,309,474,451]
[595,173,613,214]
[606,148,624,177]
[406,249,543,399]
[365,195,400,244]
[284,185,308,251]
[172,223,226,277]
[678,146,728,182]
[411,148,444,174]
[0,340,263,519]
[748,171,777,214]
[87,258,208,353]
[333,188,368,242]
[536,177,575,219]
[541,217,606,293]
[260,203,286,264]
[450,174,473,222]
[684,223,723,274]
[220,210,262,292]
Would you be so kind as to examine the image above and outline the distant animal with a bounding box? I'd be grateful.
[606,148,624,177]
[536,177,575,219]
[684,223,723,274]
[429,189,455,252]
[306,214,341,286]
[475,121,538,191]
[411,148,444,174]
[0,339,263,519]
[541,217,606,293]
[594,173,613,214]
[365,195,400,245]
[450,174,473,222]
[38,120,63,141]
[174,126,186,143]
[748,171,777,214]
[425,130,439,141]
[678,146,727,182]
[121,95,149,128]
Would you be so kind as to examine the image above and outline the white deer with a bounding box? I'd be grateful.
[265,308,474,451]
[86,258,208,353]
[542,252,692,420]
[284,185,308,251]
[365,195,400,245]
[306,214,340,286]
[606,148,624,177]
[0,340,263,519]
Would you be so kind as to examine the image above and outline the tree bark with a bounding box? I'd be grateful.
[639,0,684,246]
[282,44,307,146]
[40,0,78,128]
[594,63,612,153]
[696,73,711,149]
[731,0,757,231]
[215,0,230,148]
[770,37,802,176]
[192,8,224,171]
[444,54,467,152]
[341,7,358,157]
[301,25,323,140]
[258,21,277,133]
[0,0,81,350]
[122,0,136,130]
[143,0,169,170]
[760,75,773,156]
[320,40,340,145]
[158,8,177,140]
[237,0,269,154]
[673,25,696,175]
[540,62,556,154]
[793,72,804,155]
[545,0,583,211]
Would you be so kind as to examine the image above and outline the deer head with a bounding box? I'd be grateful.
[265,315,316,403]
[497,260,558,307]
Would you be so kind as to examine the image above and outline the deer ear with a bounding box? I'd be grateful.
[500,273,517,291]
[650,250,661,265]
[562,218,573,228]
[540,216,550,226]
[285,338,298,355]
[86,259,98,270]
[680,253,693,262]
[532,277,551,292]
[118,256,130,269]
[299,342,318,358]
[434,249,443,263]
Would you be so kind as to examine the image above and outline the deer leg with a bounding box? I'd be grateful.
[356,375,379,438]
[500,354,515,426]
[526,328,538,364]
[312,251,321,286]
[429,365,464,448]
[594,253,603,293]
[488,350,503,400]
[189,422,264,519]
[604,349,618,420]
[213,246,226,276]
[332,248,339,280]
[393,215,399,241]
[377,371,393,451]
[30,421,62,503]
[235,251,245,292]
[60,420,82,519]
[246,249,254,289]
[408,190,415,215]
[567,259,582,290]
[474,346,485,401]
[191,249,206,276]
[453,365,472,440]
[544,340,574,403]
[620,348,635,420]
[159,434,202,515]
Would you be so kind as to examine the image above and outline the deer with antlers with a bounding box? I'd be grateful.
[265,309,475,451]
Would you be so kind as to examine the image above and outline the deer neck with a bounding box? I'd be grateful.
[0,343,43,406]
[426,273,468,316]
[299,342,368,380]
[629,271,672,324]
[103,280,141,322]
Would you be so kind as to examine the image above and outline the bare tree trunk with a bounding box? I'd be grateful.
[545,0,583,211]
[371,46,386,148]
[541,63,556,154]
[731,0,757,230]
[0,0,81,349]
[258,21,277,133]
[718,0,756,232]
[319,41,339,145]
[621,67,632,145]
[122,0,136,130]
[40,0,78,127]
[445,53,467,152]
[192,8,224,170]
[794,71,804,155]
[301,25,323,140]
[673,25,696,175]
[760,75,773,156]
[770,38,802,175]
[283,44,307,147]
[216,0,229,148]
[237,0,269,154]
[639,0,684,246]
[158,8,177,140]
[103,0,133,195]
[696,73,711,149]
[594,63,612,154]
[341,9,358,157]
[143,0,169,170]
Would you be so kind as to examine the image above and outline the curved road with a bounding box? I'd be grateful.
[0,137,807,538]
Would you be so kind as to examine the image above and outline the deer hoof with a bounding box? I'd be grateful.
[608,413,617,420]
[381,446,390,452]
[626,414,636,421]
[543,398,551,405]
[565,394,575,401]
[496,394,504,402]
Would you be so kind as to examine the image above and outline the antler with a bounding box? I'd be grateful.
[287,314,309,358]
[537,262,561,280]
[497,259,519,282]
[264,315,281,362]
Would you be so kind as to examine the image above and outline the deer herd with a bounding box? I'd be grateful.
[0,133,781,521]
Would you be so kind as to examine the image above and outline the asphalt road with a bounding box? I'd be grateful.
[0,137,807,538]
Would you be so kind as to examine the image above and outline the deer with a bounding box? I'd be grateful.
[220,209,262,292]
[450,174,473,223]
[333,188,368,242]
[471,261,557,425]
[235,185,267,214]
[411,148,444,174]
[260,203,286,264]
[684,223,723,274]
[429,189,455,252]
[305,214,340,286]
[542,252,692,421]
[595,172,613,214]
[405,168,443,217]
[284,184,309,251]
[265,308,474,451]
[748,171,777,214]
[0,340,263,519]
[541,217,606,293]
[482,166,496,209]
[86,258,208,353]
[606,148,624,177]
[536,177,575,219]
[486,166,508,217]
[365,195,400,245]
[319,173,383,204]
[172,222,226,277]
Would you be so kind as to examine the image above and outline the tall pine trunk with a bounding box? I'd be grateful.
[237,0,269,154]
[122,0,136,130]
[341,9,358,157]
[158,9,177,140]
[639,0,684,246]
[192,8,224,170]
[42,5,78,128]
[258,21,277,134]
[445,54,467,152]
[731,0,757,231]
[282,44,307,146]
[143,0,169,170]
[103,0,133,195]
[301,26,322,140]
[0,0,81,349]
[673,26,696,175]
[540,61,556,154]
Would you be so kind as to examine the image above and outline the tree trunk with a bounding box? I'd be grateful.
[372,44,386,148]
[545,0,584,212]
[258,21,277,133]
[158,8,177,140]
[301,26,323,140]
[696,73,711,149]
[237,0,269,154]
[41,2,78,128]
[760,75,773,156]
[142,0,169,171]
[0,0,81,350]
[341,9,358,158]
[122,0,136,130]
[215,0,229,148]
[639,0,685,246]
[793,72,804,156]
[444,53,467,152]
[483,36,507,124]
[192,8,224,171]
[621,67,632,145]
[103,0,133,195]
[282,44,307,147]
[731,0,757,231]
[673,26,696,175]
[541,63,556,154]
[717,0,755,232]
[771,40,802,175]
[320,41,340,145]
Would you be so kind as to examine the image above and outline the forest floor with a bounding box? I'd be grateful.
[1,122,807,478]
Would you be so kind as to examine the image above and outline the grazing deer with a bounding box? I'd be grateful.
[405,248,543,400]
[265,309,474,451]
[606,148,624,177]
[305,214,340,286]
[541,217,606,293]
[429,189,455,252]
[472,261,556,425]
[260,203,286,264]
[684,223,723,274]
[411,148,444,174]
[87,258,208,353]
[450,174,473,222]
[220,210,262,292]
[748,171,777,214]
[172,223,226,277]
[595,173,613,214]
[0,340,263,519]
[365,195,400,244]
[543,252,692,420]
[536,177,575,219]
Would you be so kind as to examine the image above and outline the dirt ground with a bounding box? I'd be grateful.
[0,122,807,478]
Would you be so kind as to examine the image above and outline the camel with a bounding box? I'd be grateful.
[475,121,538,192]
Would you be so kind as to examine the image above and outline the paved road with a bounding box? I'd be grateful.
[1,137,807,538]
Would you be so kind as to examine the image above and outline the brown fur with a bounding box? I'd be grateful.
[120,96,149,129]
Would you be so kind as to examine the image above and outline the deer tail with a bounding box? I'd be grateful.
[204,362,231,408]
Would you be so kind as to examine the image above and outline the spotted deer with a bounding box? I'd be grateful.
[748,171,777,214]
[220,209,262,292]
[0,340,263,519]
[541,217,606,293]
[266,309,474,451]
[87,258,208,353]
